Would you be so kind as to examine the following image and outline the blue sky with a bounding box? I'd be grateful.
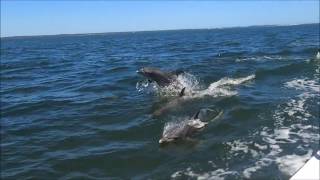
[1,1,319,37]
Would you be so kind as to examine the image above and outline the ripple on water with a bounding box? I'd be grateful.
[1,24,319,179]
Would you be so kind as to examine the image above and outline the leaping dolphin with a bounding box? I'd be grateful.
[137,67,184,87]
[159,110,207,144]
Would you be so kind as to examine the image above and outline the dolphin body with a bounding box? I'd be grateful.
[137,67,184,87]
[153,88,187,116]
[159,111,207,144]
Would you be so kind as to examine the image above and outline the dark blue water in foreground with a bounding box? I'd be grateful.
[1,24,319,179]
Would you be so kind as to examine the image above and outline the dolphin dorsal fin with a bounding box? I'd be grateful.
[179,87,186,97]
[193,110,201,119]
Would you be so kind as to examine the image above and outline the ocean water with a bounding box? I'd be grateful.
[1,24,319,179]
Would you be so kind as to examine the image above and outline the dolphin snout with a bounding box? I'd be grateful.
[159,137,170,144]
[159,137,176,144]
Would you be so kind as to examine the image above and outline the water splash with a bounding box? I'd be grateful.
[159,72,201,97]
[136,73,255,98]
[135,79,158,94]
[192,75,255,98]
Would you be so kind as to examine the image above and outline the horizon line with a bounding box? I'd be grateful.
[1,22,318,39]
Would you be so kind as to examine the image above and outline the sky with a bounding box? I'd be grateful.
[1,1,319,37]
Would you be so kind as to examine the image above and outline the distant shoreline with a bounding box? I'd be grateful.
[1,23,318,40]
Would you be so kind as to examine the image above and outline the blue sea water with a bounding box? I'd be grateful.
[1,24,319,179]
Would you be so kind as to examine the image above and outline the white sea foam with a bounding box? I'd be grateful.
[276,150,313,176]
[243,157,273,179]
[171,167,239,180]
[235,57,259,62]
[235,55,284,62]
[281,78,319,120]
[284,78,319,93]
[241,127,315,178]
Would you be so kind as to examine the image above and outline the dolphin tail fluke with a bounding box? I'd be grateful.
[179,87,186,97]
[193,110,201,119]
